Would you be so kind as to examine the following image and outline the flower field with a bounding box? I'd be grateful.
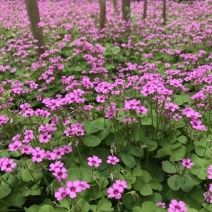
[0,0,212,211]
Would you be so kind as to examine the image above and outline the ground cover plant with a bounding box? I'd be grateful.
[0,0,212,211]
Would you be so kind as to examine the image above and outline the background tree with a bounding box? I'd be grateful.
[25,0,45,56]
[122,0,130,21]
[162,0,167,25]
[143,0,148,19]
[99,0,106,30]
[113,0,118,13]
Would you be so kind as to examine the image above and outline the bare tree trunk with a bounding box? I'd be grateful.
[113,0,118,13]
[143,0,147,19]
[122,0,130,21]
[99,0,106,30]
[162,0,166,25]
[25,0,45,56]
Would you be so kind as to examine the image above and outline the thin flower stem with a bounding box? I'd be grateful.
[91,167,97,205]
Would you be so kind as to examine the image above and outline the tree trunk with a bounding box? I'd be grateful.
[25,0,45,56]
[122,0,130,21]
[162,0,166,25]
[143,0,147,19]
[113,0,118,13]
[99,0,106,30]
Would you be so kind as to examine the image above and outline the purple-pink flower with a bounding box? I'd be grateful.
[31,147,45,163]
[156,202,166,208]
[107,156,120,165]
[55,187,67,201]
[87,155,102,167]
[108,184,123,199]
[207,165,212,179]
[203,184,212,203]
[0,158,17,173]
[52,167,68,182]
[181,158,194,169]
[107,180,127,199]
[168,200,187,212]
[66,180,82,198]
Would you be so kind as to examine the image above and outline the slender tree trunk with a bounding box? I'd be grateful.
[162,0,166,25]
[143,0,147,19]
[25,0,45,56]
[99,0,106,30]
[113,0,118,13]
[122,0,130,21]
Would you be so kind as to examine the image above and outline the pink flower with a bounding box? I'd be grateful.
[135,106,148,114]
[0,115,9,126]
[107,156,120,165]
[204,184,212,203]
[63,145,73,154]
[190,119,206,131]
[12,134,21,142]
[9,140,22,152]
[52,167,68,182]
[173,114,182,121]
[53,147,65,160]
[78,180,90,191]
[22,109,34,117]
[45,151,56,160]
[124,99,141,111]
[21,144,32,155]
[107,184,123,199]
[23,130,34,143]
[165,103,180,112]
[107,180,127,199]
[0,158,17,173]
[168,200,187,212]
[96,94,106,103]
[209,184,212,193]
[181,158,194,169]
[207,165,212,179]
[87,155,102,167]
[39,132,51,143]
[114,180,127,190]
[203,191,212,203]
[64,123,85,137]
[55,187,67,201]
[49,161,64,171]
[31,147,45,163]
[66,180,82,198]
[156,202,166,208]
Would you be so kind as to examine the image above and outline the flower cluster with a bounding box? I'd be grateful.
[0,0,211,210]
[181,107,206,131]
[87,155,120,167]
[54,180,90,201]
[108,180,127,199]
[49,161,68,182]
[157,200,188,211]
[203,184,212,203]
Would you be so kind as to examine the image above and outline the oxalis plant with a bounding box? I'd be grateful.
[0,0,212,212]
